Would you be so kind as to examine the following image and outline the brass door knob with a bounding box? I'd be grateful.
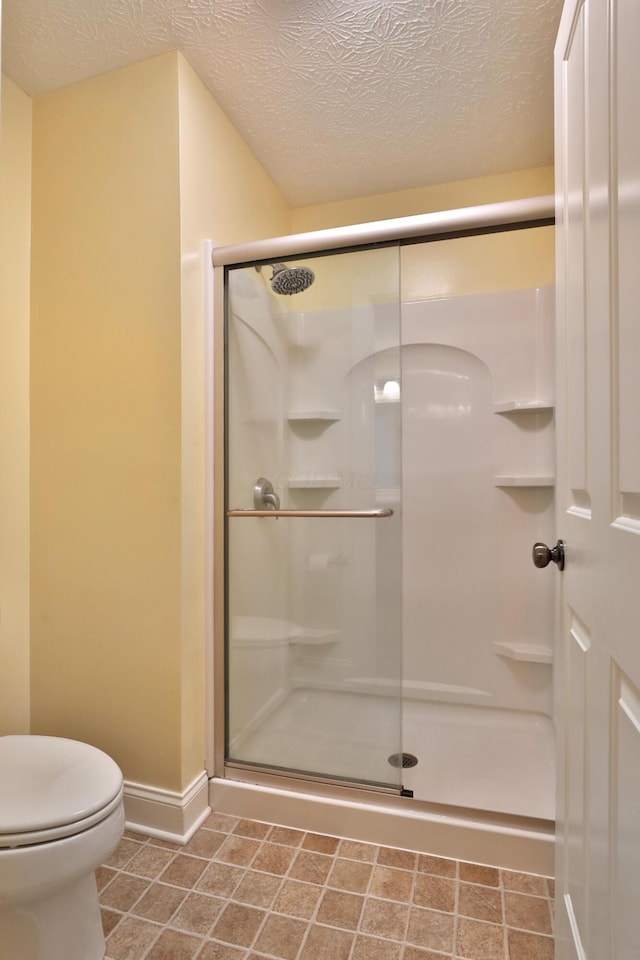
[532,539,565,570]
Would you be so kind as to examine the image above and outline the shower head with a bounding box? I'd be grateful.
[270,262,315,295]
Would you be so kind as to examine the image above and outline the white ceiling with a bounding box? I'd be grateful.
[1,0,563,206]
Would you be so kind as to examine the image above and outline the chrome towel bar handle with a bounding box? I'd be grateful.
[227,508,393,519]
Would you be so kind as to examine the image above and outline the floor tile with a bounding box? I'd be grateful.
[328,857,373,893]
[211,902,267,948]
[272,879,323,919]
[288,850,333,885]
[233,870,282,909]
[406,906,454,953]
[233,819,272,840]
[370,865,414,902]
[144,928,202,959]
[456,917,506,959]
[417,854,456,878]
[106,838,146,871]
[301,832,340,855]
[106,916,161,959]
[502,870,549,897]
[196,942,247,960]
[298,924,354,960]
[158,854,208,889]
[338,839,378,862]
[459,863,500,887]
[101,907,123,937]
[131,882,186,923]
[96,865,119,891]
[403,947,454,959]
[203,812,240,833]
[251,842,297,876]
[98,815,556,960]
[195,862,245,898]
[183,830,227,859]
[252,914,308,959]
[352,934,403,959]
[126,845,175,880]
[360,898,409,940]
[171,892,225,935]
[458,882,503,923]
[101,874,149,912]
[412,874,455,912]
[315,888,364,930]
[268,826,305,847]
[504,891,553,935]
[507,928,555,960]
[216,836,262,867]
[378,847,417,871]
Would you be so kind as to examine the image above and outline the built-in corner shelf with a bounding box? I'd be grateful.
[493,475,555,487]
[376,488,401,506]
[290,628,341,646]
[287,475,343,489]
[494,641,553,664]
[287,410,341,423]
[493,400,554,415]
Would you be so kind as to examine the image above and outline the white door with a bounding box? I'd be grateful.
[555,0,640,958]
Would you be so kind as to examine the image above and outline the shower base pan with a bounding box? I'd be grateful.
[214,690,554,875]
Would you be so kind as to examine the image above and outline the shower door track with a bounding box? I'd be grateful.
[224,759,404,797]
[208,195,556,790]
[211,195,554,268]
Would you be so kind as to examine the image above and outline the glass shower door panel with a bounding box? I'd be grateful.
[226,246,402,789]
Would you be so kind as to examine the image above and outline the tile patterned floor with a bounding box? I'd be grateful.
[99,813,555,960]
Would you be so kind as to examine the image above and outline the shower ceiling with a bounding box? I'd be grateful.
[1,0,563,206]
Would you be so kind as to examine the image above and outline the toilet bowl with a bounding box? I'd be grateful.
[0,735,125,960]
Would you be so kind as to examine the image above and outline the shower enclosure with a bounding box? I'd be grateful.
[213,198,557,865]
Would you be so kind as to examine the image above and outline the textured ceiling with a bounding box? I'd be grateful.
[1,0,563,206]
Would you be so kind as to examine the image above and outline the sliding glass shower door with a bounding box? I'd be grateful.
[225,246,403,789]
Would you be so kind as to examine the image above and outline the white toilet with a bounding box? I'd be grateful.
[0,735,125,960]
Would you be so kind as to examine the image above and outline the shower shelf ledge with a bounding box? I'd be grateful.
[493,641,553,664]
[290,628,341,646]
[493,475,555,487]
[493,400,554,414]
[287,410,341,422]
[287,476,343,488]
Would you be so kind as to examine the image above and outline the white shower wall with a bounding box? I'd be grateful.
[401,286,555,716]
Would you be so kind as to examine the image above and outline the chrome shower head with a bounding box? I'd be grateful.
[270,262,315,295]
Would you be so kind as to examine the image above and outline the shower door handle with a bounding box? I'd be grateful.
[227,508,393,518]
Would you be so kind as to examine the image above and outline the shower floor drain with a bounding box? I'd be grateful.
[388,752,418,769]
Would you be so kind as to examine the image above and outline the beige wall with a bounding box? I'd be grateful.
[0,75,32,734]
[401,225,555,302]
[28,51,291,792]
[292,166,554,232]
[177,55,290,250]
[30,54,184,789]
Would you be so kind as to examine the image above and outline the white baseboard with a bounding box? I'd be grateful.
[123,770,210,844]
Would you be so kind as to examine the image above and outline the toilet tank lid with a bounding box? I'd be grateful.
[0,735,123,835]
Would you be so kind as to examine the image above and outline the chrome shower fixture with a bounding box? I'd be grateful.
[264,262,315,295]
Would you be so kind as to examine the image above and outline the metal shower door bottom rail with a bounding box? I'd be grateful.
[227,508,393,518]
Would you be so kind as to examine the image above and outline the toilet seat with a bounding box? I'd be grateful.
[0,736,123,849]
